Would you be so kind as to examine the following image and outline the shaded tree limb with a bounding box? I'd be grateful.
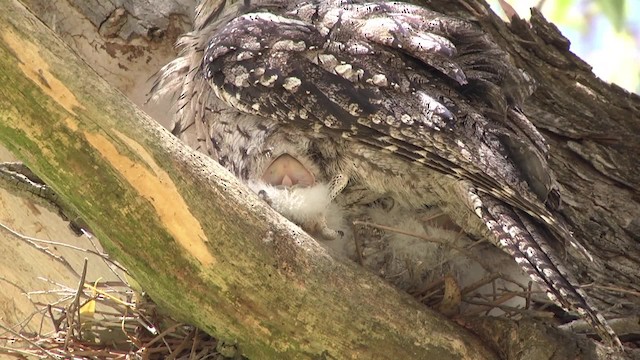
[0,1,499,359]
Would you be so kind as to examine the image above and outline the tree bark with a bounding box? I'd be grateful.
[453,3,640,316]
[0,1,501,359]
[1,0,638,359]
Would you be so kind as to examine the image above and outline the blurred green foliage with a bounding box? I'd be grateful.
[593,0,625,31]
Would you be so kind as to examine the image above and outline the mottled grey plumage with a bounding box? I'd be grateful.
[151,0,621,347]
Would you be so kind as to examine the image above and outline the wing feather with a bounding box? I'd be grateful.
[152,0,621,346]
[201,11,559,224]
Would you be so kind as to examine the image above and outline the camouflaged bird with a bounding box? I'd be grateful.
[151,0,621,348]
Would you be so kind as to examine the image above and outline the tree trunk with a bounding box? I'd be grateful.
[465,3,640,316]
[1,0,638,359]
[0,1,500,359]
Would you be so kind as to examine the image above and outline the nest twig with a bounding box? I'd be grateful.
[0,222,238,360]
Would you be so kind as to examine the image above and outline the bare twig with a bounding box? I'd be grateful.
[0,221,129,275]
[75,259,89,339]
[84,231,129,284]
[580,283,640,297]
[351,223,364,266]
[0,222,80,278]
[352,220,490,272]
[0,323,57,360]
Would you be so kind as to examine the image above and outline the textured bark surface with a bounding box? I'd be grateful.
[448,2,640,317]
[23,0,194,40]
[512,11,640,316]
[436,2,640,347]
[19,0,190,127]
[2,0,639,359]
[0,1,502,359]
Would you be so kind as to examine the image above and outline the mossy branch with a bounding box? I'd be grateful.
[0,1,499,359]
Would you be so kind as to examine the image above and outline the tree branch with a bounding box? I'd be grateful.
[2,0,638,358]
[0,1,499,358]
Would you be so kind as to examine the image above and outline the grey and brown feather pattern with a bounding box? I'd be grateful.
[153,0,621,348]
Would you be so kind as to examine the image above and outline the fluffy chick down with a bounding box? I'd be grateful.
[247,180,350,243]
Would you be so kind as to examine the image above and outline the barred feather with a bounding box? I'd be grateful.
[151,0,621,348]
